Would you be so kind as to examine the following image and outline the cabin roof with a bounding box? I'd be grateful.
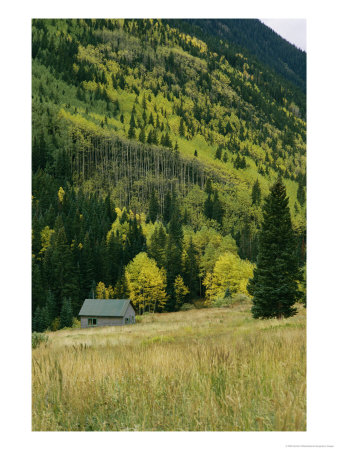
[79,299,133,317]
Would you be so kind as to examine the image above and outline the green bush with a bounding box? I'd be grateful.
[50,317,60,331]
[211,293,251,308]
[32,332,49,349]
[231,293,251,304]
[193,299,207,309]
[180,303,196,311]
[211,297,231,308]
[72,317,81,328]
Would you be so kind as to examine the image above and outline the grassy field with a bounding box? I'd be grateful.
[32,304,306,431]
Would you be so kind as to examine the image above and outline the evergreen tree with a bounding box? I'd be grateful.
[60,297,73,328]
[215,146,222,160]
[204,193,213,219]
[107,232,124,286]
[40,305,49,331]
[128,122,136,139]
[113,271,129,299]
[247,177,303,319]
[251,179,262,205]
[297,183,306,206]
[46,289,57,325]
[124,217,146,263]
[147,189,159,223]
[43,216,77,315]
[148,224,167,268]
[139,127,146,143]
[212,191,223,224]
[204,178,213,195]
[32,306,42,332]
[163,191,172,224]
[179,117,185,137]
[183,237,199,300]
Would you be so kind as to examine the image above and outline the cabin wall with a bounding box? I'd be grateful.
[123,304,136,324]
[80,316,124,328]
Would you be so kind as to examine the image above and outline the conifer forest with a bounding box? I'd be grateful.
[32,18,306,331]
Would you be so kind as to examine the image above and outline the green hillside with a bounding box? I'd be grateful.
[32,19,306,330]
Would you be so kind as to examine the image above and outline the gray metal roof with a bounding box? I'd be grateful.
[79,299,132,317]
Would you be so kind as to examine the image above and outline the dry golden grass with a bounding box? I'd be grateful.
[32,304,306,431]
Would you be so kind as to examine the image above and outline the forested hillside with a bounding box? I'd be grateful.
[32,19,306,331]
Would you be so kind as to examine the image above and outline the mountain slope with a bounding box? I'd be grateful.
[181,19,306,93]
[31,19,306,326]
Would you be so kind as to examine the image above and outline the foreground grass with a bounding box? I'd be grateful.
[32,304,306,431]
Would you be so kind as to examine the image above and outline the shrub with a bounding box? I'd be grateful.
[194,299,207,309]
[231,293,250,305]
[211,293,251,308]
[180,303,195,311]
[72,317,81,328]
[50,317,60,331]
[32,332,49,349]
[211,297,231,308]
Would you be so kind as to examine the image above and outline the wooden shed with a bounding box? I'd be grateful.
[79,299,135,328]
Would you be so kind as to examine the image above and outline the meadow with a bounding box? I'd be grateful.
[32,303,306,431]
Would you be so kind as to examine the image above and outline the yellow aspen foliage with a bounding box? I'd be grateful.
[96,281,106,299]
[58,187,65,203]
[174,275,189,307]
[203,251,254,304]
[106,285,114,298]
[39,226,55,255]
[125,252,167,314]
[96,281,114,299]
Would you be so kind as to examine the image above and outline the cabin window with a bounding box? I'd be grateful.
[88,318,97,326]
[125,317,129,324]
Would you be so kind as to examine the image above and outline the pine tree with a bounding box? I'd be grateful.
[139,127,146,143]
[251,179,262,205]
[212,191,223,224]
[32,306,42,332]
[179,117,185,137]
[163,191,172,224]
[183,237,199,300]
[297,183,306,206]
[148,224,167,268]
[204,193,213,219]
[215,146,222,160]
[147,189,159,223]
[204,178,213,195]
[60,297,73,328]
[128,123,136,139]
[247,177,303,319]
[46,289,57,325]
[113,271,129,299]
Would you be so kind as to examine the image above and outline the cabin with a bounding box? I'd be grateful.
[79,299,135,328]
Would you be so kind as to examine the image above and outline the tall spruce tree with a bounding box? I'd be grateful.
[183,237,199,300]
[247,177,303,319]
[165,204,183,310]
[251,179,262,205]
[147,189,159,223]
[60,297,73,328]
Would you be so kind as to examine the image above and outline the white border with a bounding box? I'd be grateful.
[1,0,337,448]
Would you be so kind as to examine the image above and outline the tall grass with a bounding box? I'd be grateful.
[32,305,306,431]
